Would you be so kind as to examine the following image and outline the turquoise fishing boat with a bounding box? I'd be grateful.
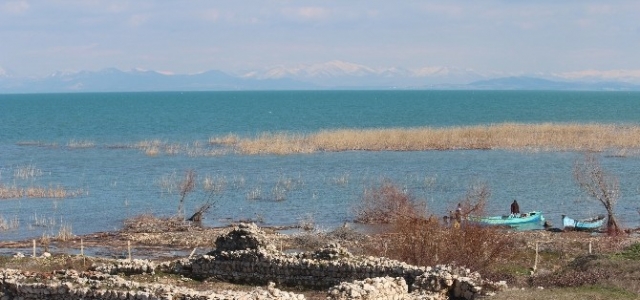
[470,211,545,227]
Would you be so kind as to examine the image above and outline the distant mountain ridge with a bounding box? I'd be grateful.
[1,63,639,93]
[0,68,314,93]
[466,76,640,91]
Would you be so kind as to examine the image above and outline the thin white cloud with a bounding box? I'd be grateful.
[281,6,330,21]
[1,0,29,14]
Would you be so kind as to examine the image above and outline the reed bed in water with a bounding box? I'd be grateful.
[226,123,640,154]
[0,184,85,199]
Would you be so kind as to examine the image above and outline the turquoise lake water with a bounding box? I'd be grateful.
[1,90,640,241]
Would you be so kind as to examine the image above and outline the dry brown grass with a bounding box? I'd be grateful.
[212,123,640,155]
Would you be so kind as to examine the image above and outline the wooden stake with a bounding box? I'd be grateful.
[32,239,36,258]
[589,241,592,254]
[81,238,85,266]
[532,241,539,274]
[189,247,197,259]
[128,241,132,261]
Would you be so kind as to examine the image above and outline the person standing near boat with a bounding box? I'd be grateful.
[453,203,463,228]
[511,199,520,216]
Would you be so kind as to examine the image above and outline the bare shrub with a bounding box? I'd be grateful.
[366,217,514,272]
[177,169,196,218]
[573,153,622,234]
[187,190,217,224]
[353,179,426,224]
[356,180,512,273]
[455,181,490,217]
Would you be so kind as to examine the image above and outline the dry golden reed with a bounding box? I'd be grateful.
[215,123,640,155]
[0,184,84,199]
[67,139,95,149]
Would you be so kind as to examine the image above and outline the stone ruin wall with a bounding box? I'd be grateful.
[0,223,507,300]
[184,223,427,288]
[173,223,504,299]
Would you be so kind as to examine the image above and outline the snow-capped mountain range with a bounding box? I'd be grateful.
[240,60,489,86]
[1,61,639,93]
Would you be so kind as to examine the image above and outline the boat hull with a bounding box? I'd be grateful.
[562,215,605,231]
[470,211,544,227]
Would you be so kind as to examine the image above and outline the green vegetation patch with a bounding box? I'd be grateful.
[611,242,640,260]
[492,285,639,300]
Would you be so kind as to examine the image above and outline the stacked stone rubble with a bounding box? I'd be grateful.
[327,276,409,300]
[0,223,507,300]
[0,268,305,300]
[91,258,157,275]
[179,223,505,299]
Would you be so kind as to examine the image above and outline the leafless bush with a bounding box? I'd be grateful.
[177,169,196,218]
[353,179,426,224]
[356,180,512,273]
[573,153,622,234]
[455,181,490,217]
[365,217,514,272]
[188,190,217,224]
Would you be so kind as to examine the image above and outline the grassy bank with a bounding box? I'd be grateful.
[211,123,640,155]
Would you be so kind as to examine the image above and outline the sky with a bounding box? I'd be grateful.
[1,1,640,81]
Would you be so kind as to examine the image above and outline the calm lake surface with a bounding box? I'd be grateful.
[1,90,640,241]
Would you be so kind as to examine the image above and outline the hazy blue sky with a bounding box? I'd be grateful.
[1,1,639,80]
